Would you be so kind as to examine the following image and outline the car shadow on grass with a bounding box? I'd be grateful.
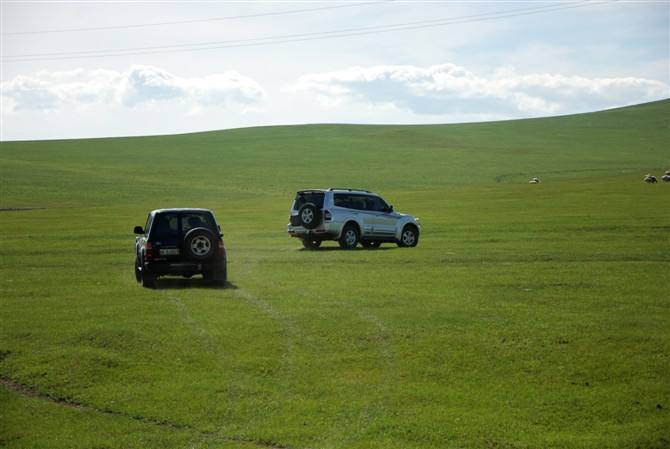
[153,278,238,290]
[300,246,396,252]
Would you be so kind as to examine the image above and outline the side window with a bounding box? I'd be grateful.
[334,193,350,208]
[334,194,369,211]
[144,214,152,235]
[151,213,179,240]
[348,195,367,211]
[365,196,388,212]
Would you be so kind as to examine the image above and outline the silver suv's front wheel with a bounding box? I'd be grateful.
[338,224,360,249]
[398,225,419,248]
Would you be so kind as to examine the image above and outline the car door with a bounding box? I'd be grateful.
[149,212,182,261]
[365,195,397,237]
[334,193,370,234]
[348,194,373,235]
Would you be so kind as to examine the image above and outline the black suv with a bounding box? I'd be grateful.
[133,208,227,288]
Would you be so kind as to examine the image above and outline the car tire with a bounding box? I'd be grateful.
[134,256,142,282]
[397,225,419,248]
[203,263,226,286]
[298,203,321,229]
[338,224,360,249]
[141,267,156,289]
[301,239,322,250]
[361,240,381,249]
[184,227,216,261]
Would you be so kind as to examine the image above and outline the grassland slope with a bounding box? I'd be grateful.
[0,100,669,449]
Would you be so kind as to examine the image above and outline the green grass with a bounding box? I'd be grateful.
[1,100,669,449]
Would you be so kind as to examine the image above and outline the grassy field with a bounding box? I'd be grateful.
[1,100,669,449]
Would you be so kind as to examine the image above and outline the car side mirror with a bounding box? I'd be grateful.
[133,226,144,235]
[385,205,394,213]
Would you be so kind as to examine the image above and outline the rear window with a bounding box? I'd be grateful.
[182,212,217,233]
[293,192,325,210]
[150,213,179,240]
[150,211,217,240]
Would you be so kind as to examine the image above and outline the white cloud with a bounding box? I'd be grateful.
[286,63,669,117]
[1,65,265,112]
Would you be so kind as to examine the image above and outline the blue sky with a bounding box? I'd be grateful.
[1,1,668,140]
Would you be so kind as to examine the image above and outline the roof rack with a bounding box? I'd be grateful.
[328,187,371,193]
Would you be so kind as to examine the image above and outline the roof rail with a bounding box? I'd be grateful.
[328,187,371,193]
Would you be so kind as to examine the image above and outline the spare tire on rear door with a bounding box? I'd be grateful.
[298,203,321,229]
[183,227,216,261]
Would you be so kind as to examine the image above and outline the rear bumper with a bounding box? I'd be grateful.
[145,259,226,277]
[287,225,338,240]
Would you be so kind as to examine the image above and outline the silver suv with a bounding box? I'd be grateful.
[287,188,420,249]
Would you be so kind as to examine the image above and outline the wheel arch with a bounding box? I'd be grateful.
[337,219,362,239]
[395,219,419,241]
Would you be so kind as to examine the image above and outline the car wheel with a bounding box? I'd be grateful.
[338,224,360,249]
[361,240,381,249]
[216,264,227,286]
[298,203,321,229]
[184,228,215,261]
[398,225,419,248]
[141,268,156,289]
[134,256,141,282]
[302,239,322,250]
[204,264,227,286]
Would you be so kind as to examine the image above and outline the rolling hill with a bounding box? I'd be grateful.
[0,100,669,449]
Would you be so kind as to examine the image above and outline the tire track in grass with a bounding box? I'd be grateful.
[0,207,47,212]
[330,302,398,446]
[3,325,291,449]
[2,375,290,448]
[150,238,300,447]
[164,289,221,357]
[235,256,399,446]
[231,288,299,393]
[285,284,398,446]
[188,287,303,449]
[157,272,302,449]
[0,376,193,430]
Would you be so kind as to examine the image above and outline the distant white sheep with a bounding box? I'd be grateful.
[644,174,658,184]
[662,174,670,182]
[529,177,542,184]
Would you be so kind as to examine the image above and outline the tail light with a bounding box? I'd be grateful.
[218,239,226,257]
[324,210,332,221]
[145,242,154,260]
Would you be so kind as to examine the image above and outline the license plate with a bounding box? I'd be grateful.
[160,248,180,256]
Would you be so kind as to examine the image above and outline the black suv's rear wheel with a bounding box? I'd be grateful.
[301,239,322,250]
[338,224,360,249]
[203,263,227,286]
[134,256,142,282]
[141,267,156,288]
[298,203,321,229]
[184,228,216,261]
